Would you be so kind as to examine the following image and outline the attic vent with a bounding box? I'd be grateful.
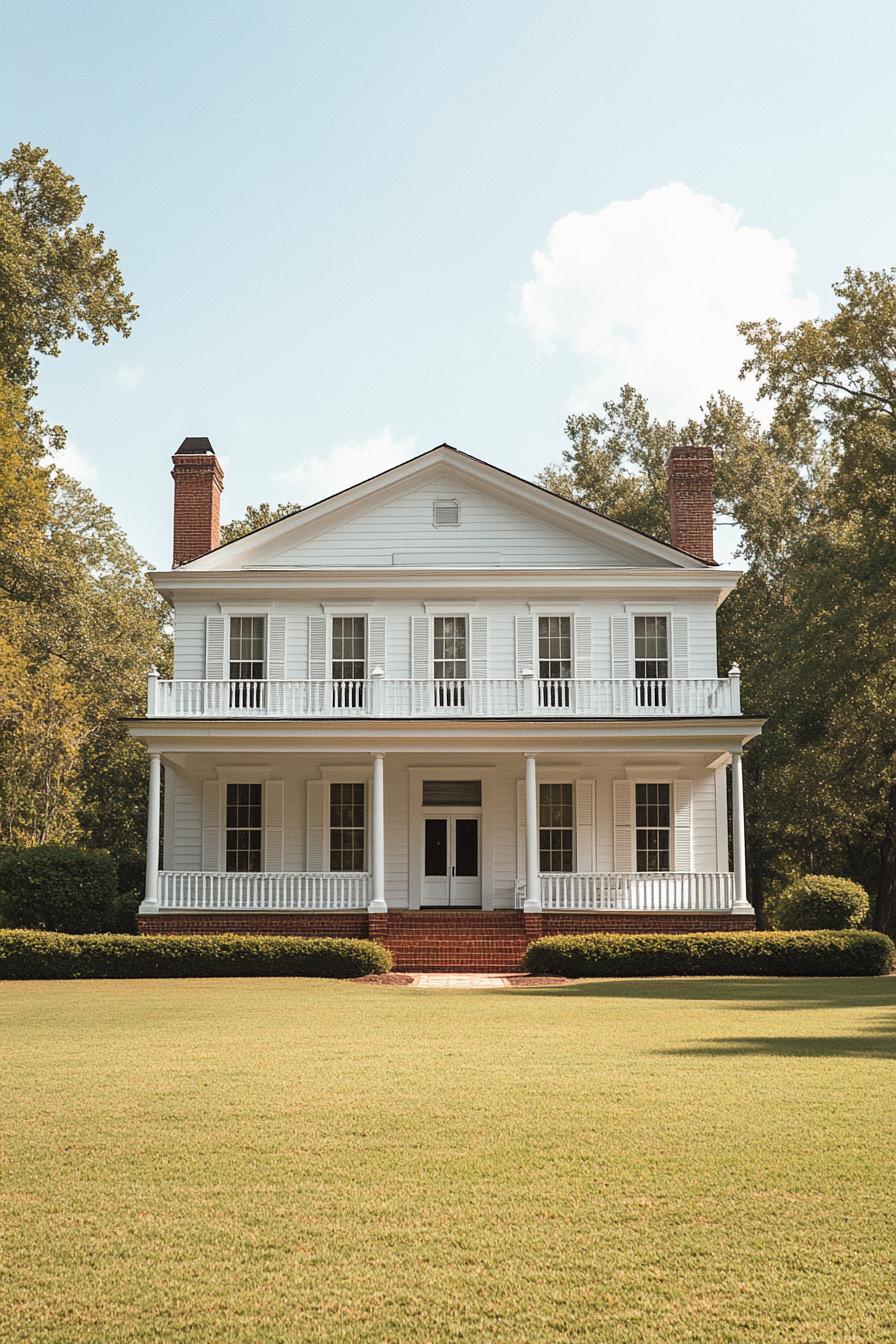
[433,498,460,527]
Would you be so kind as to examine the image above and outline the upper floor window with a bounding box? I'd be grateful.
[225,782,262,872]
[539,782,574,873]
[433,498,460,527]
[331,615,366,709]
[433,615,467,707]
[229,616,265,680]
[635,782,671,872]
[633,615,669,680]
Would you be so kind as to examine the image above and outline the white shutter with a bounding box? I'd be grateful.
[411,616,429,680]
[306,779,324,871]
[267,616,286,680]
[575,779,595,872]
[264,780,284,871]
[574,616,592,680]
[205,616,226,681]
[613,779,633,872]
[610,615,631,680]
[201,780,221,869]
[673,780,693,872]
[308,616,326,680]
[470,615,488,678]
[515,615,534,675]
[368,616,386,674]
[516,778,527,878]
[671,615,689,680]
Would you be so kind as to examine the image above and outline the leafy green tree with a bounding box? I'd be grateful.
[220,500,300,545]
[0,143,137,392]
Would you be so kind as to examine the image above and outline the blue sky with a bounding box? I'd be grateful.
[3,0,895,567]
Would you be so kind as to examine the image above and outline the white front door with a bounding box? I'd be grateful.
[421,814,481,907]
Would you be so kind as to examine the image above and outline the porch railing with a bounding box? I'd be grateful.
[516,871,736,912]
[149,674,741,718]
[156,871,370,911]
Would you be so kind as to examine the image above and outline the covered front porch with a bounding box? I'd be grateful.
[133,716,760,925]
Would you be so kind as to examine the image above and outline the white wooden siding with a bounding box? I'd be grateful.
[172,597,721,682]
[167,757,724,908]
[264,473,659,569]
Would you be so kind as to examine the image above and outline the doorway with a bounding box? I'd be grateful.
[421,814,481,907]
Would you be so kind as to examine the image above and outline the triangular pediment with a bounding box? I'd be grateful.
[185,446,706,571]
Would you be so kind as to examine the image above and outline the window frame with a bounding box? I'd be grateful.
[634,780,673,873]
[536,613,573,681]
[223,780,264,873]
[327,780,368,873]
[538,780,575,874]
[228,614,267,682]
[330,614,367,683]
[432,613,469,682]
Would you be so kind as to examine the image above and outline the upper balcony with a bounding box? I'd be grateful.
[147,668,742,718]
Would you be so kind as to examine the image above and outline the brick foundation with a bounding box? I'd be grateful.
[137,907,755,971]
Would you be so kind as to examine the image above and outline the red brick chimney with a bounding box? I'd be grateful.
[666,443,714,564]
[171,437,224,566]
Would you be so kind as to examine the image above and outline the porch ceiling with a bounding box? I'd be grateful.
[126,715,763,758]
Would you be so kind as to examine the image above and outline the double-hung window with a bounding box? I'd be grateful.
[229,616,266,709]
[225,783,263,872]
[329,782,366,871]
[433,616,467,707]
[539,782,574,873]
[538,616,572,708]
[633,614,669,708]
[635,782,671,872]
[331,616,366,709]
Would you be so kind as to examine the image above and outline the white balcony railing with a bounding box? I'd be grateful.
[148,673,741,719]
[156,871,370,911]
[516,871,736,911]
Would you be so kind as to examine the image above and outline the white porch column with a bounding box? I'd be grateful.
[369,751,387,912]
[140,752,161,914]
[730,748,753,912]
[524,752,541,912]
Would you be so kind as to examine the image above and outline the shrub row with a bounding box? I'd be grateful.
[0,930,392,979]
[524,930,895,979]
[0,846,118,933]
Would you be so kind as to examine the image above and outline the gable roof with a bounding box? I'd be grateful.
[179,443,711,571]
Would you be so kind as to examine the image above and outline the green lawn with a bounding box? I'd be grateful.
[2,977,895,1344]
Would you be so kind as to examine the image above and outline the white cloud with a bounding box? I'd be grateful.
[116,364,144,392]
[518,182,818,422]
[274,428,418,502]
[42,439,99,486]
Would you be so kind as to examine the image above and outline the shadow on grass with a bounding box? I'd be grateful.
[503,976,896,1013]
[659,1016,896,1060]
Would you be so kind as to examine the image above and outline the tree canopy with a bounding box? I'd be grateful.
[220,501,301,546]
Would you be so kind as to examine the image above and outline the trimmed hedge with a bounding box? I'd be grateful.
[767,875,870,930]
[523,930,895,979]
[0,930,392,979]
[0,846,117,933]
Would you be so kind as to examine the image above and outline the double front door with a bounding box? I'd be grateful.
[421,814,481,907]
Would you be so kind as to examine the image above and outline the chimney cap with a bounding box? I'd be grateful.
[175,436,215,456]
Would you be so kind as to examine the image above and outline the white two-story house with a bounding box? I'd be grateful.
[128,439,762,970]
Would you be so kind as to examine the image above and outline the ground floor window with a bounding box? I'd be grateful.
[539,782,574,872]
[225,783,262,871]
[635,782,671,871]
[329,782,366,871]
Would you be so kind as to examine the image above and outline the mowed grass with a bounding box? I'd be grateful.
[2,978,895,1344]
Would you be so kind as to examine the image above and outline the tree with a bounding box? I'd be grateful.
[220,500,300,545]
[0,143,138,392]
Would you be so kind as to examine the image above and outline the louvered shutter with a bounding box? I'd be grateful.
[205,616,226,680]
[673,780,693,872]
[610,615,631,680]
[470,615,488,678]
[516,778,527,878]
[411,616,429,680]
[308,615,326,680]
[671,615,689,679]
[267,616,286,680]
[515,615,534,675]
[575,779,595,872]
[574,616,592,680]
[264,780,284,871]
[202,780,221,869]
[367,615,386,674]
[613,779,633,872]
[306,779,324,871]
